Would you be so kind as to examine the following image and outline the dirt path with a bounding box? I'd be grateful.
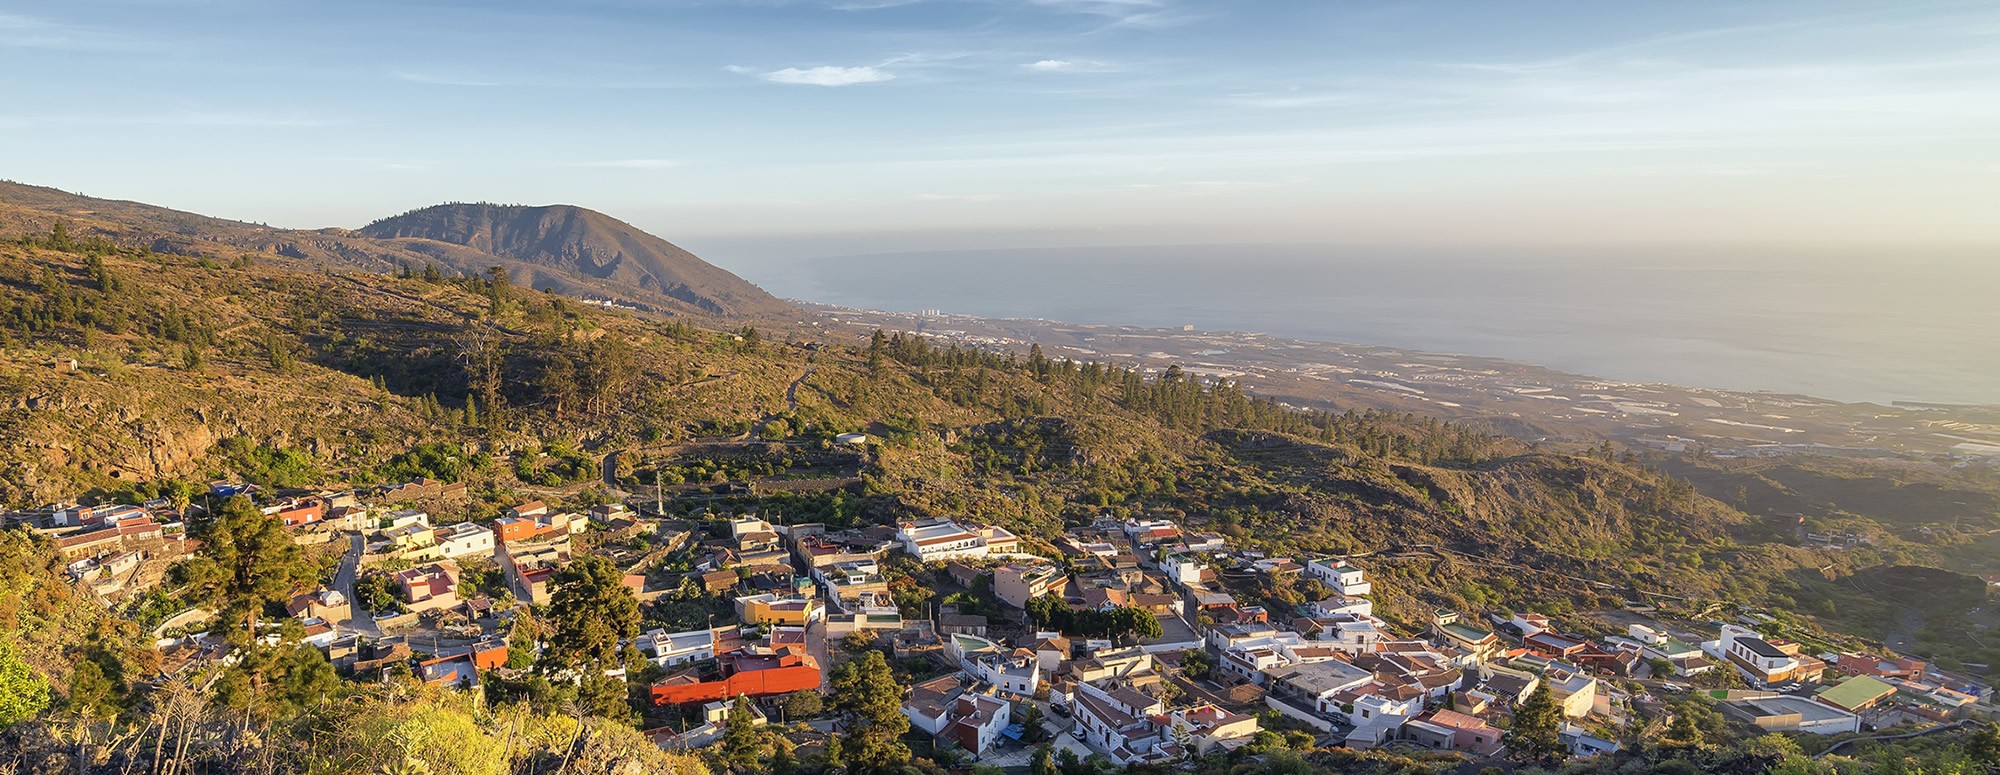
[1815,720,1970,759]
[750,365,817,438]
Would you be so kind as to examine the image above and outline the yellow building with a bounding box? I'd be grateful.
[737,593,823,626]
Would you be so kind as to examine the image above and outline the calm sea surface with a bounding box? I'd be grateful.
[734,245,2000,406]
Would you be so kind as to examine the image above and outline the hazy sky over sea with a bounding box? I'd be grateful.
[3,0,1999,249]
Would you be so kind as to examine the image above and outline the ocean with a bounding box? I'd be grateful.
[726,244,2000,406]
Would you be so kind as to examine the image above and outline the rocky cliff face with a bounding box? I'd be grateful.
[360,203,786,317]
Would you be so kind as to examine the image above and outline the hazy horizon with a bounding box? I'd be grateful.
[4,0,1999,249]
[720,242,2000,406]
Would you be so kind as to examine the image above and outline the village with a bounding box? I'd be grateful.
[9,467,1995,770]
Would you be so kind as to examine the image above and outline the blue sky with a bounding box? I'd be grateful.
[3,0,1998,254]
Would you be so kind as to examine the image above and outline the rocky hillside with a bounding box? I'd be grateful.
[360,203,784,317]
[0,181,790,320]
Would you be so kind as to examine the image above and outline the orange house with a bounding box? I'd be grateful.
[494,517,541,543]
[273,501,324,527]
[649,652,821,706]
[470,640,510,670]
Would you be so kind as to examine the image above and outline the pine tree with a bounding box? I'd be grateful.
[541,556,641,673]
[1506,683,1565,763]
[1029,744,1055,775]
[718,695,768,773]
[829,651,909,770]
[866,329,887,374]
[175,495,318,646]
[1965,722,2000,771]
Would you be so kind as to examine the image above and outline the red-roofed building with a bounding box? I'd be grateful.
[266,499,325,527]
[649,650,822,706]
[1836,652,1925,680]
[1525,632,1589,659]
[395,563,460,611]
[509,500,549,520]
[55,527,124,560]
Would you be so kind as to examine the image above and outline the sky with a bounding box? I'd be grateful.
[3,0,1999,255]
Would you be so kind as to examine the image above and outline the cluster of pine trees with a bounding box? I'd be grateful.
[871,329,1515,465]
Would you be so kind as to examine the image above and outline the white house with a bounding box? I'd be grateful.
[433,522,496,560]
[381,509,431,532]
[1343,685,1424,727]
[1160,554,1208,587]
[944,693,1012,757]
[947,632,1041,697]
[898,520,988,562]
[1181,533,1228,553]
[1121,519,1181,546]
[1071,681,1171,766]
[1302,617,1387,656]
[1308,596,1373,618]
[1543,667,1598,718]
[1218,634,1329,684]
[1706,624,1804,686]
[1511,613,1554,638]
[1306,558,1371,596]
[1266,660,1375,716]
[1207,622,1282,652]
[905,675,964,736]
[635,627,719,667]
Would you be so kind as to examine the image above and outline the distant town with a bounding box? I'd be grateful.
[813,304,2000,467]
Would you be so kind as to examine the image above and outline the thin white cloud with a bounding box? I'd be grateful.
[1224,91,1364,109]
[565,159,683,169]
[829,0,925,9]
[0,13,147,52]
[758,65,896,86]
[1026,0,1196,29]
[1028,0,1160,17]
[395,71,502,87]
[0,111,334,129]
[1024,58,1117,73]
[914,192,1005,202]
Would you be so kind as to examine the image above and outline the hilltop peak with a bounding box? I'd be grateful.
[360,202,784,317]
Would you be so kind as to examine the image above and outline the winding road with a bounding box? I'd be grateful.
[601,363,819,499]
[334,533,381,636]
[751,365,817,438]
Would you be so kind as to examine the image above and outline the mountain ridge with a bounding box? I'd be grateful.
[358,202,782,317]
[0,180,789,320]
